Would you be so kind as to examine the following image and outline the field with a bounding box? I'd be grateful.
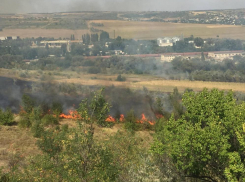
[1,19,245,40]
[0,28,90,39]
[89,20,245,40]
[1,68,245,93]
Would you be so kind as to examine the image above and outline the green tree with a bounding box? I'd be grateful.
[21,94,35,114]
[91,33,99,42]
[194,37,204,47]
[0,108,14,126]
[116,74,126,82]
[77,88,111,127]
[100,31,110,41]
[152,88,245,182]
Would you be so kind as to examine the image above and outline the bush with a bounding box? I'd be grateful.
[51,102,63,115]
[0,109,14,126]
[124,110,138,133]
[116,74,126,82]
[21,94,35,114]
[41,114,59,126]
[18,113,32,128]
[31,120,44,138]
[19,72,28,78]
[88,67,101,74]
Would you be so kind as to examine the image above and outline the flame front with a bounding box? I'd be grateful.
[59,110,156,126]
[106,115,116,122]
[59,110,81,119]
[137,114,156,125]
[119,114,125,122]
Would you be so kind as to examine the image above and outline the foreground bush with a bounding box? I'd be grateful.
[0,109,14,126]
[41,114,59,126]
[152,88,245,182]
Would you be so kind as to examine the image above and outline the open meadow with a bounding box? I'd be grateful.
[1,19,245,40]
[90,20,245,40]
[1,68,245,93]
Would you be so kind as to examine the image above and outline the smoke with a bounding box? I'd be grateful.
[1,0,245,14]
[0,76,168,119]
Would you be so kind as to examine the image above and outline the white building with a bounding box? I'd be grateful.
[157,36,181,47]
[161,51,245,62]
[0,37,6,41]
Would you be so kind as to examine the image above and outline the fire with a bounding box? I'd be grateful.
[59,110,81,119]
[119,114,125,122]
[106,115,116,123]
[156,114,164,119]
[137,114,156,125]
[58,108,156,126]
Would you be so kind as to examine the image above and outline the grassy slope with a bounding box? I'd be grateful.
[0,119,153,170]
[1,68,245,93]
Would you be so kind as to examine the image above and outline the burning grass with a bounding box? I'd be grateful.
[59,109,157,126]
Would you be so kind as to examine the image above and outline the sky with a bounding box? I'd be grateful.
[1,0,245,14]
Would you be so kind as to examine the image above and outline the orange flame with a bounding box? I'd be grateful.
[156,114,164,119]
[137,114,156,125]
[59,110,81,119]
[58,108,156,126]
[119,114,125,122]
[106,115,116,123]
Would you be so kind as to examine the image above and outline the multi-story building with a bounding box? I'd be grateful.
[161,50,244,62]
[157,36,181,47]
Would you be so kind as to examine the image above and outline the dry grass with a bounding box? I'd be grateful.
[89,20,245,40]
[0,125,40,170]
[1,68,245,93]
[0,118,153,170]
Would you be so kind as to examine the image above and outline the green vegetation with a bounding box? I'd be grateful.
[1,87,245,181]
[46,19,87,29]
[0,108,14,126]
[152,88,245,181]
[115,74,126,82]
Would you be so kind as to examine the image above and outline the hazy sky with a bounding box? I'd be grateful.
[1,0,245,13]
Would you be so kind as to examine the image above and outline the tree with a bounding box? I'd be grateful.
[91,33,99,42]
[194,37,204,47]
[201,51,205,61]
[77,88,111,127]
[82,34,91,45]
[100,31,110,41]
[61,44,67,55]
[152,88,245,182]
[115,74,126,82]
[21,94,35,114]
[70,34,75,40]
[0,108,14,126]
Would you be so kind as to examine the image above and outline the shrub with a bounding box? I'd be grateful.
[116,74,126,82]
[19,72,27,78]
[0,109,14,126]
[88,67,101,74]
[51,102,63,115]
[124,110,138,133]
[19,113,32,128]
[21,94,35,114]
[41,114,59,126]
[31,120,44,138]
